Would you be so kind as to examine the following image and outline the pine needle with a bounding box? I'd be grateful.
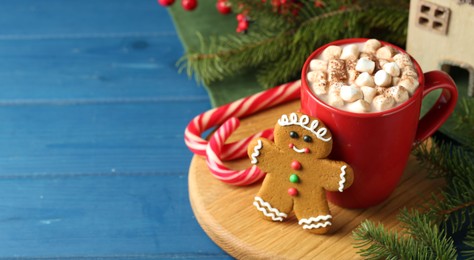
[179,0,410,87]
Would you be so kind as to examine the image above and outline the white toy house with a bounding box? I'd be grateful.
[407,0,474,96]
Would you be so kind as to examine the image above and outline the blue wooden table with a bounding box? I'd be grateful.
[0,1,231,258]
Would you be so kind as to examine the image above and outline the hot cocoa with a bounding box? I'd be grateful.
[306,39,419,113]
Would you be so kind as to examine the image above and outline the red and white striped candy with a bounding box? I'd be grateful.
[184,80,301,161]
[206,117,265,185]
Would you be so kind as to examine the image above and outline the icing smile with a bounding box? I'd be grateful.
[289,143,310,153]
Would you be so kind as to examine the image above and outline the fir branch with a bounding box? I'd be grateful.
[353,220,432,259]
[354,138,474,259]
[353,212,458,259]
[258,5,367,87]
[413,141,452,179]
[413,139,474,179]
[179,30,292,84]
[399,208,458,259]
[180,0,410,88]
[450,98,474,149]
[462,228,474,259]
[413,139,474,233]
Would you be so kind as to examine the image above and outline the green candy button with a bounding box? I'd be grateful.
[289,174,299,183]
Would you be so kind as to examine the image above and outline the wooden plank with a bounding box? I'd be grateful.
[0,36,209,101]
[0,0,231,258]
[0,101,210,175]
[0,0,172,36]
[189,100,444,259]
[0,0,209,101]
[0,174,229,258]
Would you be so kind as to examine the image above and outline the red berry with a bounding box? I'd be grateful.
[158,0,175,6]
[181,0,197,10]
[216,0,232,14]
[237,20,249,31]
[314,0,325,8]
[236,14,245,21]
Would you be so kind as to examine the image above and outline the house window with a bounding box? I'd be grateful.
[416,0,451,35]
[458,0,474,6]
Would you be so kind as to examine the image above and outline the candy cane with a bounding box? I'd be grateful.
[206,117,266,186]
[184,80,301,161]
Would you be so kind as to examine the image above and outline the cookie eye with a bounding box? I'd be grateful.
[303,135,312,143]
[289,131,299,139]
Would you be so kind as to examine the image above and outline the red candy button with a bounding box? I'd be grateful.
[291,160,301,170]
[288,188,298,196]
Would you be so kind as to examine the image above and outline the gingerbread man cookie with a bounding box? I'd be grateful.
[247,112,354,234]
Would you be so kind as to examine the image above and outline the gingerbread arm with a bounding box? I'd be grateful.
[317,160,354,192]
[247,138,280,174]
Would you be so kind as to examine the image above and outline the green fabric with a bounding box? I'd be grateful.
[167,1,265,107]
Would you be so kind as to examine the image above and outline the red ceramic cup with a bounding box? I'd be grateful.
[301,38,458,208]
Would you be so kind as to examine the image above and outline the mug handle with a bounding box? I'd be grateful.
[414,71,458,145]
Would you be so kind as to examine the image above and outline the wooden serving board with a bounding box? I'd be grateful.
[188,100,443,259]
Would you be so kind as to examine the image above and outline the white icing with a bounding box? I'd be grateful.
[338,165,347,192]
[302,221,332,229]
[299,215,333,229]
[253,196,287,222]
[278,113,331,142]
[292,145,307,153]
[298,215,332,225]
[250,140,263,164]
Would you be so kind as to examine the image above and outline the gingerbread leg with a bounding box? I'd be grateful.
[293,192,332,234]
[253,177,293,222]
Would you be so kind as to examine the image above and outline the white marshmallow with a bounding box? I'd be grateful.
[362,39,381,54]
[340,85,363,102]
[401,66,418,79]
[355,72,375,87]
[346,99,370,113]
[340,44,360,60]
[309,59,328,71]
[328,82,343,95]
[311,84,328,96]
[398,76,420,95]
[392,76,400,86]
[359,52,370,58]
[355,57,375,73]
[307,70,326,83]
[376,46,396,60]
[345,60,359,84]
[378,59,389,68]
[386,86,409,103]
[373,95,396,111]
[383,62,400,77]
[361,86,377,103]
[374,70,392,87]
[311,83,328,95]
[328,92,344,108]
[393,53,413,69]
[322,45,342,60]
[375,86,386,95]
[347,70,360,84]
[327,59,347,82]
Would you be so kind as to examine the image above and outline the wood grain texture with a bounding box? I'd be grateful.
[189,101,444,259]
[0,0,230,258]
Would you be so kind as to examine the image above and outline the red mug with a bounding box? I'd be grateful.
[300,38,458,208]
